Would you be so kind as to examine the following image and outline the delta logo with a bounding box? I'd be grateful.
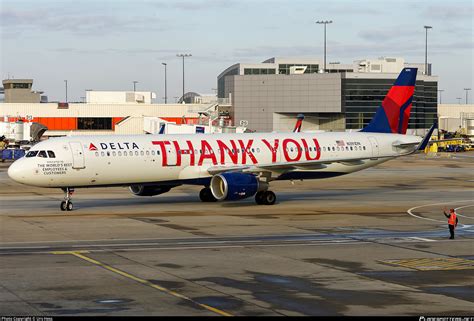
[89,142,140,151]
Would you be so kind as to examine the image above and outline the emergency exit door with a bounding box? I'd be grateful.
[69,142,85,169]
[367,137,379,157]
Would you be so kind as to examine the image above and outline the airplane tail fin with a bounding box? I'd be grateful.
[360,67,417,134]
[293,114,305,133]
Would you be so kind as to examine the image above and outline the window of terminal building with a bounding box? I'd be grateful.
[343,78,437,130]
[244,68,276,75]
[278,64,319,75]
[77,117,112,130]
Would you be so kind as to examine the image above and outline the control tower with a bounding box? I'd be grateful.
[2,79,42,103]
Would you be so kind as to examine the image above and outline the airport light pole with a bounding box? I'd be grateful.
[438,89,444,104]
[177,53,192,103]
[456,97,462,104]
[162,63,168,104]
[64,80,68,102]
[316,20,333,73]
[133,81,138,92]
[424,26,432,75]
[464,88,471,104]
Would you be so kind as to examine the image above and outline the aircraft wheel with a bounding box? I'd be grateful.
[66,201,74,211]
[199,187,217,202]
[262,191,276,205]
[255,191,265,205]
[60,201,67,211]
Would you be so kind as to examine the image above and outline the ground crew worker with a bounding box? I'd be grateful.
[443,208,458,239]
[0,136,6,163]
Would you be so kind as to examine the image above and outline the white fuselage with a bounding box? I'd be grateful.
[8,131,421,188]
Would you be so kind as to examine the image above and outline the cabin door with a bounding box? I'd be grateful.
[69,142,86,169]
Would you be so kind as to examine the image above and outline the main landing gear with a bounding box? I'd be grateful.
[60,187,74,211]
[255,190,276,205]
[199,187,217,202]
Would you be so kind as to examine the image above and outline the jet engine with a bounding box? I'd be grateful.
[129,184,173,196]
[210,172,267,201]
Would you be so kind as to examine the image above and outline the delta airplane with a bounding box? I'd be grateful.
[8,68,435,211]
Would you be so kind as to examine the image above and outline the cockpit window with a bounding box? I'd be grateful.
[26,151,38,158]
[38,150,47,158]
[47,151,56,158]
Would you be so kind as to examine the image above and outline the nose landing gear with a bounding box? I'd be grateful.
[60,187,74,211]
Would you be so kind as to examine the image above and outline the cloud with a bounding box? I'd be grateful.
[146,0,241,11]
[228,37,474,64]
[0,7,168,36]
[423,3,474,20]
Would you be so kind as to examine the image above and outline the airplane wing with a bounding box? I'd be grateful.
[207,122,438,176]
[207,155,393,175]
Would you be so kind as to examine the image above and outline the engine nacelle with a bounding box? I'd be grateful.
[129,184,172,197]
[210,172,266,201]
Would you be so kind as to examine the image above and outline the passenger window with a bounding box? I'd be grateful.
[47,151,56,158]
[101,151,105,156]
[140,151,144,156]
[151,150,155,156]
[26,151,38,158]
[124,151,127,156]
[107,151,110,156]
[118,151,122,156]
[95,152,99,157]
[135,151,139,156]
[350,147,353,151]
[257,148,260,153]
[146,151,150,156]
[363,146,366,150]
[112,151,116,156]
[157,150,160,155]
[332,147,335,151]
[38,150,47,158]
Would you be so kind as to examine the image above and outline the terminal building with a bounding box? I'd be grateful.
[0,88,232,137]
[218,57,437,134]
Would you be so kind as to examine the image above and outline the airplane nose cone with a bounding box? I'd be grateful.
[8,161,25,183]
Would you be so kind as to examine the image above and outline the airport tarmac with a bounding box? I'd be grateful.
[0,153,473,316]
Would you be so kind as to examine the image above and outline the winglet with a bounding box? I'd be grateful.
[417,121,438,151]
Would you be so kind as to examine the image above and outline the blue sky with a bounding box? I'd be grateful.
[1,0,473,103]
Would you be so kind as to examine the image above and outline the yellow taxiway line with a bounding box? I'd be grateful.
[52,250,232,317]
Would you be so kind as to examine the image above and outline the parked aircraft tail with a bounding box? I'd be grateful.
[293,114,305,133]
[361,67,417,134]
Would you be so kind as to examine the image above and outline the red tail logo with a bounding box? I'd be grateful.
[89,143,97,151]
